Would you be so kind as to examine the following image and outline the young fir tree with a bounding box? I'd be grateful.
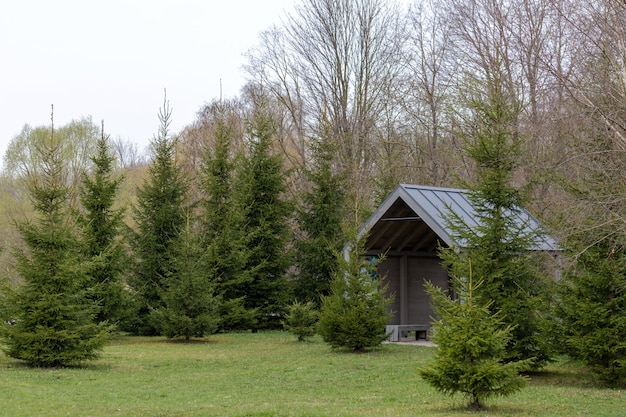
[78,126,128,325]
[293,134,347,306]
[556,235,626,386]
[283,301,318,342]
[128,97,188,335]
[0,116,109,367]
[150,209,219,340]
[198,105,256,331]
[440,80,551,368]
[233,104,292,330]
[419,264,530,410]
[317,233,392,351]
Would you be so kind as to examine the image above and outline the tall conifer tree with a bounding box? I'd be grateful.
[556,229,626,385]
[78,125,127,325]
[128,96,188,335]
[552,83,626,385]
[293,134,347,306]
[198,105,255,331]
[440,79,551,367]
[233,103,292,329]
[0,111,109,367]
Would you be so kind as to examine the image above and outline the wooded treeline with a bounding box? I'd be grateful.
[5,0,625,247]
[0,0,624,381]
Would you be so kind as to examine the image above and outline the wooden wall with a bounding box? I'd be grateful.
[379,255,449,325]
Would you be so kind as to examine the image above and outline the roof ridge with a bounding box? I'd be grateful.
[399,183,467,193]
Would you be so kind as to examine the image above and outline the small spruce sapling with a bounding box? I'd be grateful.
[284,301,318,341]
[418,261,530,410]
[318,234,392,351]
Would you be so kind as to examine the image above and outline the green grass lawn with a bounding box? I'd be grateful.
[0,331,624,416]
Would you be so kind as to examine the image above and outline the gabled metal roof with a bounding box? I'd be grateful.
[362,184,559,255]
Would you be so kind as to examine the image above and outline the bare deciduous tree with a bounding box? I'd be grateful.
[246,0,405,220]
[113,136,145,170]
[398,0,460,187]
[547,0,626,242]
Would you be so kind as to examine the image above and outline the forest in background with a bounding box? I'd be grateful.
[0,0,625,380]
[3,0,625,253]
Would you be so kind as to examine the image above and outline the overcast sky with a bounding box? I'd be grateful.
[0,0,295,167]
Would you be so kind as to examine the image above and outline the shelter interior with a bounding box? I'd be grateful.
[364,197,450,327]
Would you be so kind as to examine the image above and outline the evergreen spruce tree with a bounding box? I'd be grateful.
[198,106,256,331]
[293,135,347,306]
[556,236,626,386]
[0,116,109,367]
[150,209,219,340]
[440,79,551,367]
[78,126,128,325]
[128,97,188,335]
[552,123,626,386]
[418,264,530,410]
[317,234,392,351]
[283,301,318,342]
[233,104,292,330]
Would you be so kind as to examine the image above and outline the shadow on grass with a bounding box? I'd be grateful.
[0,357,113,372]
[424,398,527,415]
[108,334,221,346]
[164,338,219,345]
[528,357,601,389]
[326,343,434,358]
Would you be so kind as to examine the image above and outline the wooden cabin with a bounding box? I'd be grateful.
[358,184,559,341]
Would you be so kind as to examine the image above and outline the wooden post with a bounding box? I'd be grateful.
[400,255,408,325]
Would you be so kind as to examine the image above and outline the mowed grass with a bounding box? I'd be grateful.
[0,332,624,417]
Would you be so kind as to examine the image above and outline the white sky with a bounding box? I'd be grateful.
[0,0,295,167]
